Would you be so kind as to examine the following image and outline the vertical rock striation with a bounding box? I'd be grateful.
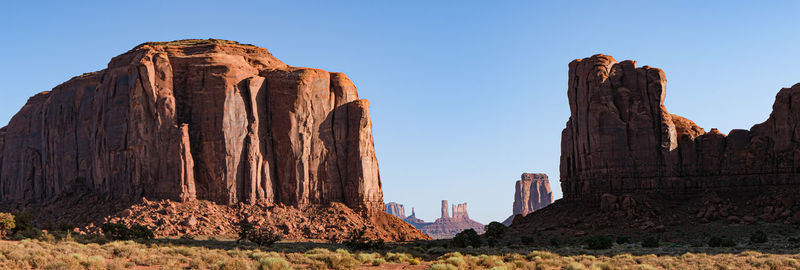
[0,39,383,214]
[385,202,405,219]
[561,54,800,201]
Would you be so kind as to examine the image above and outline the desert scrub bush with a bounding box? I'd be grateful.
[750,230,768,244]
[452,229,481,248]
[641,236,660,248]
[101,223,154,240]
[520,235,535,245]
[616,236,630,244]
[708,236,735,247]
[585,235,613,250]
[305,248,359,270]
[385,252,413,263]
[0,212,15,238]
[217,256,256,270]
[430,263,458,270]
[259,257,291,270]
[9,211,42,240]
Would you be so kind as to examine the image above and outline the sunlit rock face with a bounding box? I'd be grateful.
[503,173,553,226]
[0,39,383,214]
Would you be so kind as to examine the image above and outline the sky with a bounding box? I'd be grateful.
[2,1,800,224]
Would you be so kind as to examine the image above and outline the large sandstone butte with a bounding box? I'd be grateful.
[0,39,427,241]
[561,54,800,200]
[511,54,800,243]
[502,173,553,226]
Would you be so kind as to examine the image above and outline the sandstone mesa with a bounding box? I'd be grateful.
[0,39,427,241]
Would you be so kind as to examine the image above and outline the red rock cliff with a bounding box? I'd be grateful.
[0,39,383,214]
[504,173,552,225]
[561,54,800,200]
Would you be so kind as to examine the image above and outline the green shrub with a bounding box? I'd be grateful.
[549,238,560,247]
[484,222,507,239]
[708,236,735,247]
[8,211,40,240]
[452,229,481,248]
[0,212,15,238]
[101,223,154,240]
[343,226,385,250]
[521,235,535,245]
[586,235,613,250]
[750,231,767,244]
[642,236,660,248]
[249,228,282,247]
[237,220,255,242]
[616,236,630,244]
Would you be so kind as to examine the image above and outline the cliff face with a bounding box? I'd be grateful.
[385,202,405,219]
[503,173,553,225]
[0,39,383,213]
[561,54,800,200]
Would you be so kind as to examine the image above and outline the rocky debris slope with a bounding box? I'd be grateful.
[403,200,484,239]
[0,39,427,241]
[560,54,800,201]
[385,202,406,219]
[502,173,553,226]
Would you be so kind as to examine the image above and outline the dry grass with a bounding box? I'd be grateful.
[1,238,800,269]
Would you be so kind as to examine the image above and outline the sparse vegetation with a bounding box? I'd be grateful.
[708,236,736,247]
[586,235,614,250]
[342,226,385,250]
[0,236,798,269]
[237,220,283,247]
[100,223,155,241]
[642,236,660,248]
[750,230,768,244]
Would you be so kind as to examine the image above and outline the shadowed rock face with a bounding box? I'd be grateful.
[503,173,552,225]
[0,39,383,214]
[561,54,800,201]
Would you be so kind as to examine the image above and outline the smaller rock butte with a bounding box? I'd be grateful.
[384,202,406,219]
[392,200,485,239]
[502,173,553,226]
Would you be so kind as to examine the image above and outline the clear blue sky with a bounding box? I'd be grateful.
[3,1,800,224]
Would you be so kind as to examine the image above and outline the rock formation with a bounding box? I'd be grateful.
[385,202,405,219]
[0,39,428,241]
[402,200,485,239]
[502,173,553,225]
[560,54,800,201]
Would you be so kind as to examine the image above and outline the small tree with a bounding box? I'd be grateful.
[0,213,15,238]
[249,228,282,246]
[484,222,507,239]
[453,229,481,248]
[750,231,768,244]
[586,235,613,250]
[236,220,255,242]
